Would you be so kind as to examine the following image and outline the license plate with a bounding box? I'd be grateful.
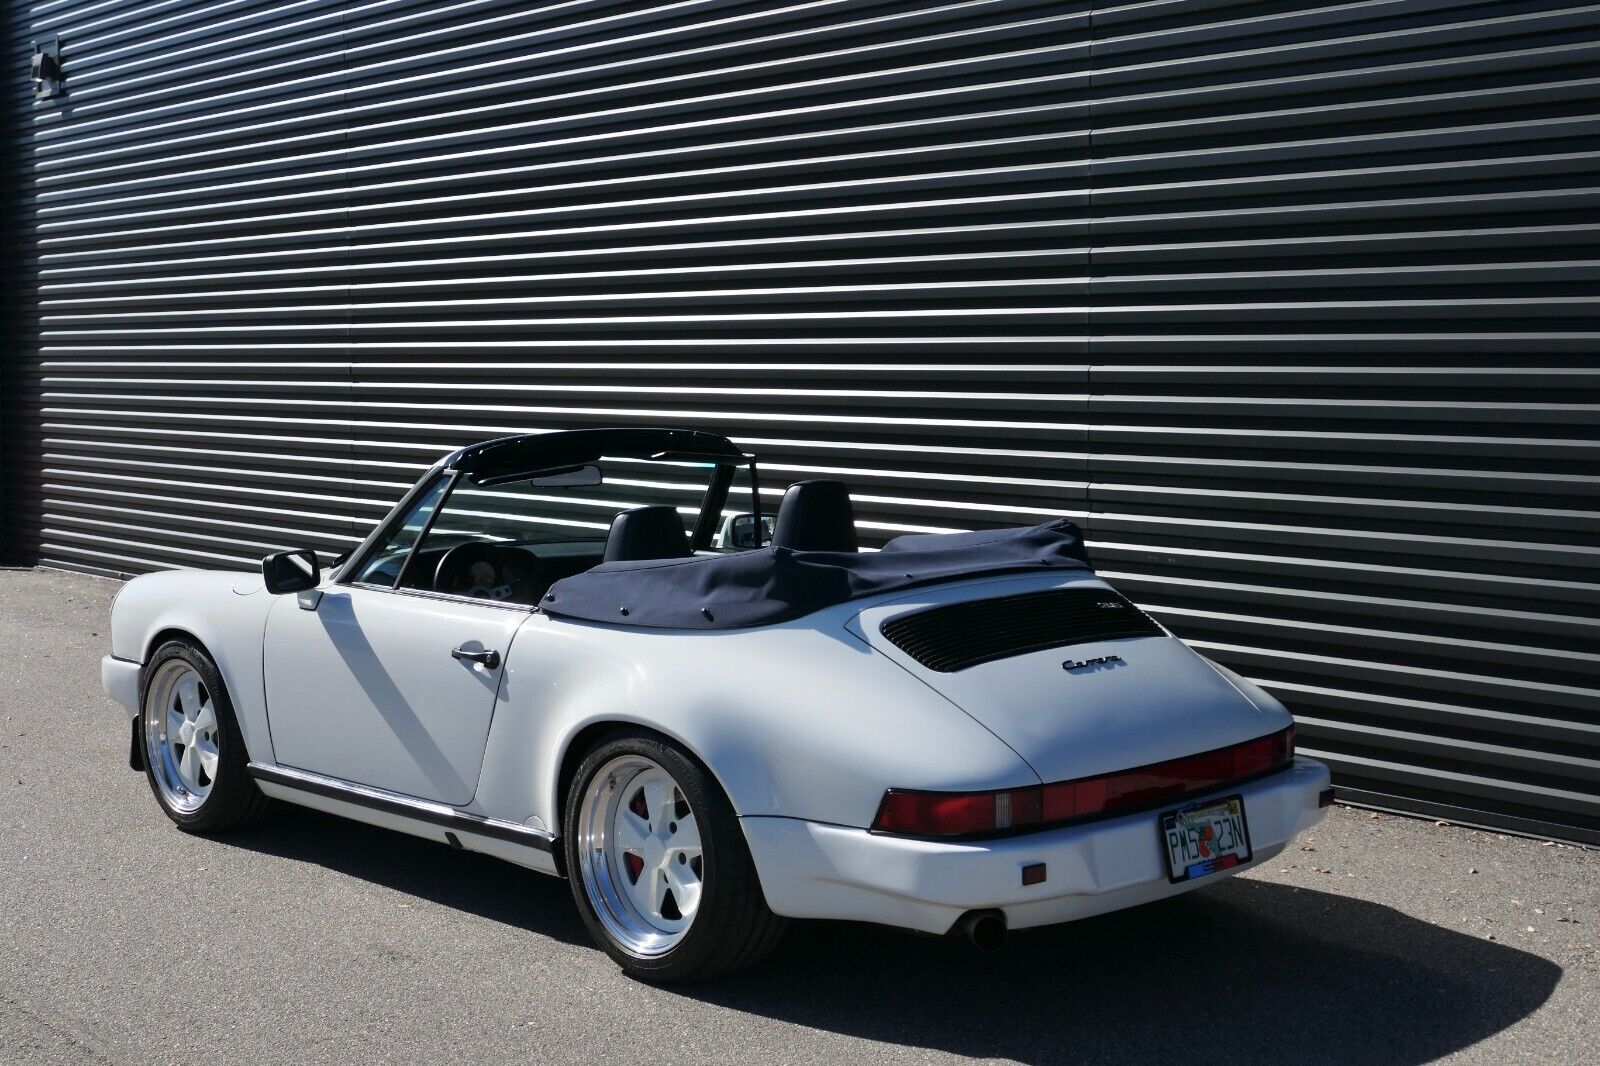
[1160,795,1252,883]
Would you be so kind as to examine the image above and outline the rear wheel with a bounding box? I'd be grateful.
[140,640,271,833]
[564,731,785,981]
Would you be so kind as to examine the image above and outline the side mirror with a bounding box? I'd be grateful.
[262,548,320,594]
[727,513,771,549]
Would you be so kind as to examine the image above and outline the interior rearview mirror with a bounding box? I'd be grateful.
[262,548,320,595]
[525,463,603,488]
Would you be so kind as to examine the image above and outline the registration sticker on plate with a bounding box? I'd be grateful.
[1160,795,1252,883]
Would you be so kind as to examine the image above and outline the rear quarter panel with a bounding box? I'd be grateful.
[470,602,1041,833]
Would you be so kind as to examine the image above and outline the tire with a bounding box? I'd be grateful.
[563,730,786,981]
[139,639,272,834]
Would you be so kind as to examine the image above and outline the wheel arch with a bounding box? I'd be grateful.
[552,717,739,842]
[145,625,209,664]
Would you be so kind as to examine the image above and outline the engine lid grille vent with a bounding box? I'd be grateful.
[879,588,1164,672]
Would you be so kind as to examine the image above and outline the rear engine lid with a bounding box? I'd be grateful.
[850,574,1287,784]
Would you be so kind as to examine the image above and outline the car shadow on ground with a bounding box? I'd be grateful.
[227,807,1559,1065]
[696,880,1562,1065]
[221,805,593,948]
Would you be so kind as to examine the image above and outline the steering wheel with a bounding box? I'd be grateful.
[434,542,538,603]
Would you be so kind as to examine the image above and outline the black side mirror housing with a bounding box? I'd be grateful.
[262,548,321,594]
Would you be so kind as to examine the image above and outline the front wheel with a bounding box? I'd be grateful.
[563,731,786,981]
[140,640,272,833]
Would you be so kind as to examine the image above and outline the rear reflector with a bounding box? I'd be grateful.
[872,725,1295,838]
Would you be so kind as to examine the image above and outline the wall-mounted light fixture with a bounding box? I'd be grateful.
[32,38,62,98]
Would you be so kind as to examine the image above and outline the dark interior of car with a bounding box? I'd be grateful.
[396,541,602,606]
[388,478,859,608]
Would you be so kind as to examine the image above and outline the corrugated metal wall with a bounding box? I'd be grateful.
[6,0,1597,844]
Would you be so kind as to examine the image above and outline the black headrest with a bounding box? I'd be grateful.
[772,480,858,552]
[604,505,692,563]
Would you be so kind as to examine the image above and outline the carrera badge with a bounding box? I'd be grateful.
[1062,654,1124,673]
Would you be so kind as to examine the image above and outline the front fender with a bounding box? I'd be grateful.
[470,606,1039,834]
[108,569,280,764]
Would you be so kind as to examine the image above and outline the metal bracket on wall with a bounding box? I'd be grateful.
[31,38,62,98]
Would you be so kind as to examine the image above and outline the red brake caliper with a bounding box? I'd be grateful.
[623,788,649,883]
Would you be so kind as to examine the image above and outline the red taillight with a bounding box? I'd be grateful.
[871,725,1295,838]
[872,786,1040,836]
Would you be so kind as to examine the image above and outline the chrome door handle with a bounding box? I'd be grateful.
[451,646,501,669]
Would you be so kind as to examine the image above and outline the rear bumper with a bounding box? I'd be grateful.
[742,756,1330,935]
[102,655,142,719]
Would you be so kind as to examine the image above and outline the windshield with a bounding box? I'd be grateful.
[429,457,717,550]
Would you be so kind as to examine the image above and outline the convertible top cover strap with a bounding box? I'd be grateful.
[540,519,1091,629]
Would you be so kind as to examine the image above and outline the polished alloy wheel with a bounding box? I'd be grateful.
[576,755,705,957]
[143,659,220,812]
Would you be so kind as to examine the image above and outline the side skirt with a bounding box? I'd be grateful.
[248,763,561,876]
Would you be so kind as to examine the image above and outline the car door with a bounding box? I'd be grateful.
[259,469,536,806]
[261,587,527,805]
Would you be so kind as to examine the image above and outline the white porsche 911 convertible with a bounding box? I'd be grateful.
[102,427,1331,981]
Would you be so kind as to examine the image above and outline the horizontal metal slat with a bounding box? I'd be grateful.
[7,0,1595,846]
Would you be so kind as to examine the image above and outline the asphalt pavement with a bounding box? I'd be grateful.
[0,567,1594,1065]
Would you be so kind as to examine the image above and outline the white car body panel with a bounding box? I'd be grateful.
[101,654,141,714]
[472,591,1038,835]
[103,500,1327,942]
[262,587,526,805]
[107,569,279,763]
[852,573,1288,783]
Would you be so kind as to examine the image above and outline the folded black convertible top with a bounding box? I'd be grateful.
[540,519,1091,629]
